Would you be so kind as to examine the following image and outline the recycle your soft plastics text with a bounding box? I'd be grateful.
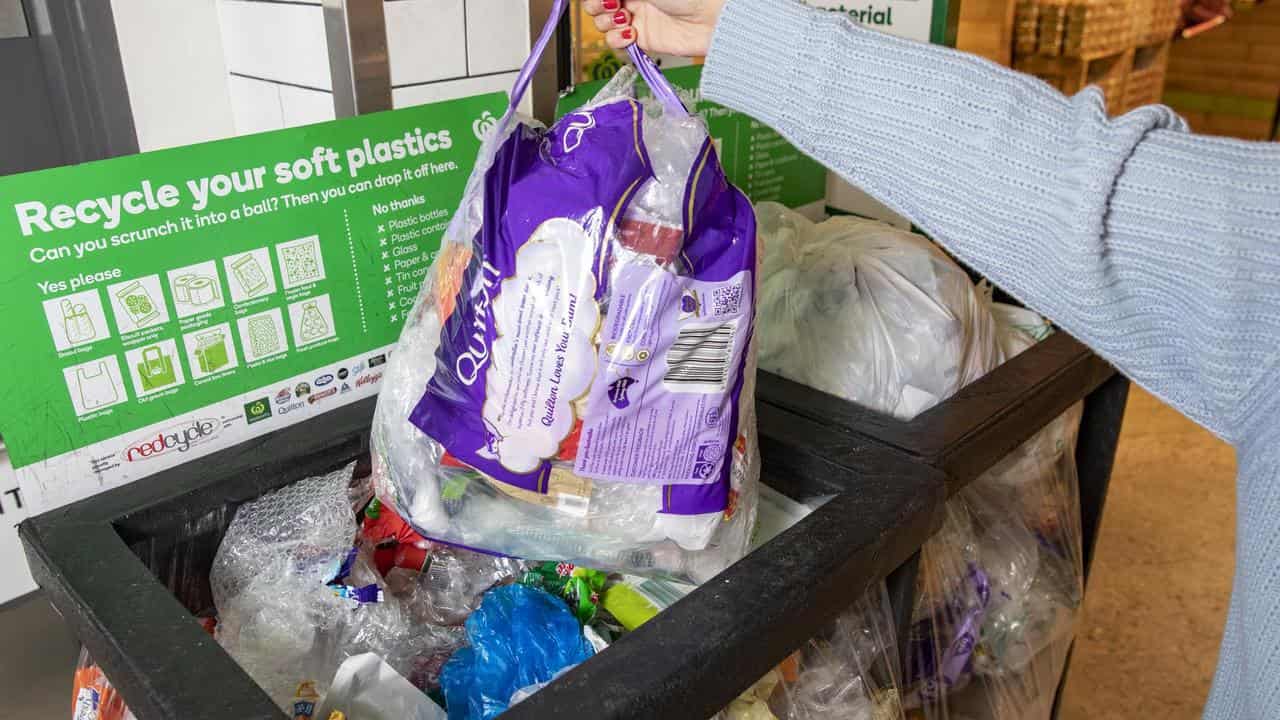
[14,129,458,244]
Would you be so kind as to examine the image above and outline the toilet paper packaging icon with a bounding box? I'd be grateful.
[174,274,220,307]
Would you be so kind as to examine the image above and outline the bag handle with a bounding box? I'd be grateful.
[505,0,689,122]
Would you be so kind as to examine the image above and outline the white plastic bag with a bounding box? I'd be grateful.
[371,7,760,582]
[314,653,446,720]
[756,202,1001,420]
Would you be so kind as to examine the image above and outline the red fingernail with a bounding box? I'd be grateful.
[613,10,627,24]
[621,28,633,39]
[603,0,619,9]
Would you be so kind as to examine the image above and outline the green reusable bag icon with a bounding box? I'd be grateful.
[136,345,177,391]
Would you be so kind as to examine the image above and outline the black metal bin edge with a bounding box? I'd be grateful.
[757,331,1118,486]
[20,398,949,720]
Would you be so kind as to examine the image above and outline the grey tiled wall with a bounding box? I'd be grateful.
[217,0,531,135]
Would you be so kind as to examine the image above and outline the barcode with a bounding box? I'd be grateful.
[664,321,736,392]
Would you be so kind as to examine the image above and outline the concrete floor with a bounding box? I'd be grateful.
[1059,387,1236,719]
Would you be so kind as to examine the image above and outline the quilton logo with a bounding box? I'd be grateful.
[121,418,221,462]
[315,373,335,387]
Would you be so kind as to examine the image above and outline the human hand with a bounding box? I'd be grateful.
[581,0,727,57]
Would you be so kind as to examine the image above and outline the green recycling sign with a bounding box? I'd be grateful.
[0,93,506,510]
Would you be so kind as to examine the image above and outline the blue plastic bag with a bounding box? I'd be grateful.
[441,584,595,720]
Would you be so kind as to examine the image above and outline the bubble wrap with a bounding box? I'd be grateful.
[211,465,463,711]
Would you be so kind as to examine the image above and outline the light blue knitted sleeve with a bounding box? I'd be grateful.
[701,0,1280,444]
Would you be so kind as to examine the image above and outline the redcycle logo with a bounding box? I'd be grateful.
[121,418,222,462]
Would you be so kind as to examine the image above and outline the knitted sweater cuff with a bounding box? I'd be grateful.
[702,0,815,118]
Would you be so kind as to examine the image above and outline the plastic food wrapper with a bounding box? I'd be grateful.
[371,0,760,582]
[755,202,1000,420]
[314,653,447,720]
[72,649,136,720]
[440,584,596,720]
[210,464,466,712]
[364,498,529,627]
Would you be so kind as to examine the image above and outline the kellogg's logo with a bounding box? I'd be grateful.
[121,418,221,462]
[356,371,383,388]
[308,387,338,405]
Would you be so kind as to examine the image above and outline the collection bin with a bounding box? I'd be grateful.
[21,335,1124,719]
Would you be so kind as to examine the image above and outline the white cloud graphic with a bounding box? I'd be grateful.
[483,218,600,473]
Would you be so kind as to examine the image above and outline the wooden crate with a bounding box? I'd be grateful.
[1120,41,1171,112]
[1017,48,1135,113]
[1014,0,1135,59]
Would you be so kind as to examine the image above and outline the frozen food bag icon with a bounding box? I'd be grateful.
[371,0,759,581]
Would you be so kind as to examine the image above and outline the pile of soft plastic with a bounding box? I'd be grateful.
[755,203,1084,720]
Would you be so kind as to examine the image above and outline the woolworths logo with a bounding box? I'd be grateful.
[804,1,902,26]
[473,111,499,141]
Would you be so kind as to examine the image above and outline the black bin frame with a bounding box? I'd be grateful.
[20,331,1126,720]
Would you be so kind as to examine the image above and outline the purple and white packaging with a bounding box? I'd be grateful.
[371,6,759,581]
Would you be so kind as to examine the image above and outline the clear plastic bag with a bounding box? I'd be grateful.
[707,491,905,720]
[755,202,1001,420]
[210,464,465,712]
[72,648,136,720]
[754,206,1085,719]
[712,585,904,720]
[372,4,760,582]
[899,320,1084,720]
[903,402,1083,720]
